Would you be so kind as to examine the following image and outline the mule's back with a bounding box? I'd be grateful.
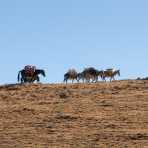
[83,67,98,75]
[64,69,77,80]
[67,69,77,77]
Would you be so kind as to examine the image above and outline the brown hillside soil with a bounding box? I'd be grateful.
[0,80,148,147]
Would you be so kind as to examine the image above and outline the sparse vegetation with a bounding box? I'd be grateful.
[0,80,148,147]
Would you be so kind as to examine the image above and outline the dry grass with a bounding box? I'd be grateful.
[0,80,148,147]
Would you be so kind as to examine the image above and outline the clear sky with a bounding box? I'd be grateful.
[0,0,148,84]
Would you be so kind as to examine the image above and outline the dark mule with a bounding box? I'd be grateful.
[18,69,45,83]
[81,67,99,83]
[77,69,104,83]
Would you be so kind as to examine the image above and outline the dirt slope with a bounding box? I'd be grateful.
[0,80,148,148]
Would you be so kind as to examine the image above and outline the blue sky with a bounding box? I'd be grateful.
[0,0,148,84]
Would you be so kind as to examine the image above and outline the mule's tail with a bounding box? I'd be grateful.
[17,71,21,82]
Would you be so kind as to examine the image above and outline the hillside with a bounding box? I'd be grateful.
[0,80,148,147]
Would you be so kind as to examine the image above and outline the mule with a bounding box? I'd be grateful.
[64,69,78,84]
[81,67,100,83]
[18,69,45,83]
[102,69,120,82]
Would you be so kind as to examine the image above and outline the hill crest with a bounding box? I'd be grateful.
[0,80,148,147]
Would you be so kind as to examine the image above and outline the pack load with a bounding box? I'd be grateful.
[24,65,36,76]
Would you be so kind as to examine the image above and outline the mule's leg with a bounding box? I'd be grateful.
[72,79,74,83]
[91,76,94,83]
[86,75,90,83]
[63,77,67,84]
[65,79,68,84]
[36,76,40,82]
[102,75,106,82]
[65,79,67,84]
[102,76,106,82]
[101,74,104,82]
[82,77,85,83]
[95,76,98,83]
[93,76,98,83]
[92,77,95,83]
[23,78,28,83]
[87,78,90,83]
[21,78,24,83]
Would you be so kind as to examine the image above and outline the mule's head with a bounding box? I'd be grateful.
[36,69,46,77]
[41,70,46,77]
[116,70,120,76]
